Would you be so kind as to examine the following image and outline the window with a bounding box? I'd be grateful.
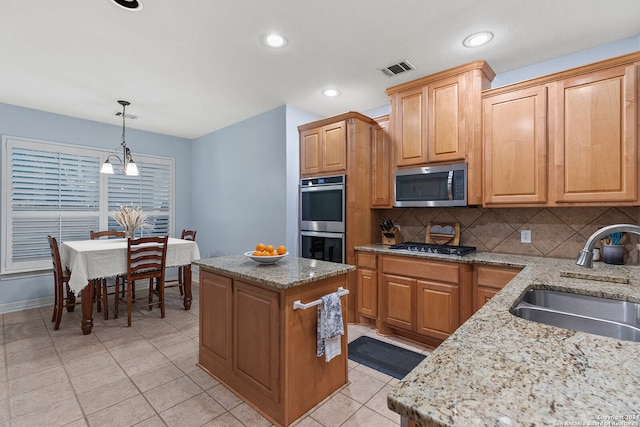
[1,136,174,274]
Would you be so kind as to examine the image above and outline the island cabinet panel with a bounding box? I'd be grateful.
[473,264,522,312]
[283,274,348,423]
[199,272,233,379]
[234,281,280,404]
[482,85,548,206]
[198,265,349,427]
[551,63,637,204]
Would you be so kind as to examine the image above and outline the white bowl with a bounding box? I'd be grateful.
[244,251,288,265]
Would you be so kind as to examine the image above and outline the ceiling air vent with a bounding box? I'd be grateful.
[380,60,416,77]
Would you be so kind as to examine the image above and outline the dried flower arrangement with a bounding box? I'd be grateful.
[112,204,150,238]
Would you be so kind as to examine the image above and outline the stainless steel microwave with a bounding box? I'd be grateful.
[394,163,467,207]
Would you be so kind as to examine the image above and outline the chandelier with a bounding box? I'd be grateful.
[100,100,139,176]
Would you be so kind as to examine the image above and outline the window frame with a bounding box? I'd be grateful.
[1,135,175,275]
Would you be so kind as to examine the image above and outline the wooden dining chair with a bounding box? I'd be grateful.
[165,229,197,296]
[115,236,169,327]
[90,230,126,320]
[48,235,77,330]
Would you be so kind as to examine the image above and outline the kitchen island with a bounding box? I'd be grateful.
[194,255,355,427]
[353,245,640,426]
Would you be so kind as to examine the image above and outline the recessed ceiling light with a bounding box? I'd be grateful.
[110,0,143,11]
[263,33,288,48]
[322,89,340,97]
[463,31,493,48]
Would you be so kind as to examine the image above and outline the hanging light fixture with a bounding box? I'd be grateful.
[100,100,139,176]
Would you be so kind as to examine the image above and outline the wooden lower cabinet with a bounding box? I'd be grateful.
[473,264,522,312]
[416,280,460,341]
[378,255,472,345]
[199,268,349,427]
[356,267,377,319]
[383,274,415,331]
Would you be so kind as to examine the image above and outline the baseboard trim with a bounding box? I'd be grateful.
[0,270,199,316]
[0,296,54,315]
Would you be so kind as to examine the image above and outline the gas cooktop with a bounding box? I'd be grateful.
[388,242,477,256]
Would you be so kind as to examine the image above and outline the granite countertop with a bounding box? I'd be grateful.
[354,245,640,426]
[194,255,355,289]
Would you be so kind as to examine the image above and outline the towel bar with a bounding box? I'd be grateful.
[292,287,349,310]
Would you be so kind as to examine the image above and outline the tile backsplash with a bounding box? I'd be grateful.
[374,206,640,264]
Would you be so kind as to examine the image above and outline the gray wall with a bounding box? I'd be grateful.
[191,105,321,260]
[492,35,640,87]
[0,103,192,310]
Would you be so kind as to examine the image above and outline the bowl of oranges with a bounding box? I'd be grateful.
[245,243,288,265]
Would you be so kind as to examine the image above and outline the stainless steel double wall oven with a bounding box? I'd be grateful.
[299,175,345,263]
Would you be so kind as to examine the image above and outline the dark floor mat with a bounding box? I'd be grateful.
[348,336,426,380]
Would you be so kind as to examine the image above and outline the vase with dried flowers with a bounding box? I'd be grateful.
[113,204,149,238]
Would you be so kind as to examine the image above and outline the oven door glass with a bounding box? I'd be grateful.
[300,231,344,264]
[300,184,345,232]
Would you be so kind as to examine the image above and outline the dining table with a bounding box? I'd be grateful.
[60,237,201,334]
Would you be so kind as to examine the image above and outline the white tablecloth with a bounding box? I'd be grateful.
[60,237,201,294]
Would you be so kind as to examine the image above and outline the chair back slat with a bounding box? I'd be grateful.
[47,235,64,286]
[180,229,197,241]
[127,236,168,281]
[91,230,126,240]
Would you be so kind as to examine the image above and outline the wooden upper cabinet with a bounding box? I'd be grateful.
[300,129,321,175]
[371,116,392,207]
[391,86,428,166]
[482,85,548,205]
[481,52,640,207]
[386,61,495,170]
[322,121,347,172]
[300,121,347,176]
[551,63,638,204]
[428,74,466,163]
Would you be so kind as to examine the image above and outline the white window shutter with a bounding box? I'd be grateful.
[2,136,174,275]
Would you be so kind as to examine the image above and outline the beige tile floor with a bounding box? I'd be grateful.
[0,284,433,427]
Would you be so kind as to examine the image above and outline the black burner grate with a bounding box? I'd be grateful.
[388,242,476,256]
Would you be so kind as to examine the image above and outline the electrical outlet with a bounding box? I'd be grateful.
[521,230,532,244]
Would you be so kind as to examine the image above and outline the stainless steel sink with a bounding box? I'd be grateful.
[510,288,640,342]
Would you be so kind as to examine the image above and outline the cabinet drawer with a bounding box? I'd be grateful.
[475,265,520,290]
[357,252,377,269]
[383,256,460,284]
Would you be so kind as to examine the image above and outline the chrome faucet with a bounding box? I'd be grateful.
[576,223,640,268]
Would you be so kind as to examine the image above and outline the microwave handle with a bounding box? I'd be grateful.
[447,170,454,200]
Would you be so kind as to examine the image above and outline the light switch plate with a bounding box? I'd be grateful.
[521,230,532,244]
